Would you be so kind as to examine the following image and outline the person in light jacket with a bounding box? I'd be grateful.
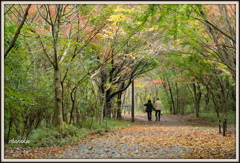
[144,100,154,121]
[154,98,163,121]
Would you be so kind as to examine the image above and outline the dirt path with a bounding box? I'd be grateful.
[48,113,236,159]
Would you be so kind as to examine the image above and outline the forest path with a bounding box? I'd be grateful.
[49,113,236,159]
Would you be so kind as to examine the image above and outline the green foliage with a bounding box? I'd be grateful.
[28,126,62,147]
[26,119,131,147]
[4,21,19,48]
[201,112,236,126]
[4,28,54,142]
[27,122,87,147]
[4,4,236,148]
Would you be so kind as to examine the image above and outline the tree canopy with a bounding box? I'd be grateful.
[3,3,237,146]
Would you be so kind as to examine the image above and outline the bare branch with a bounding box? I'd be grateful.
[38,35,55,68]
[4,4,15,15]
[4,4,31,59]
[195,17,236,43]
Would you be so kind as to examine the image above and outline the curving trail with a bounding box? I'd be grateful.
[50,113,236,159]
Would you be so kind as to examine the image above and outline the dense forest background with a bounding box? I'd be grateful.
[3,3,236,146]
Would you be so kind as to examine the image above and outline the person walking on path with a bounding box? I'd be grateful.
[154,98,163,121]
[144,100,154,121]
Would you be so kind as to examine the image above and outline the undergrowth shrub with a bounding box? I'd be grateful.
[27,120,88,147]
[26,119,131,147]
[28,126,61,147]
[201,112,236,126]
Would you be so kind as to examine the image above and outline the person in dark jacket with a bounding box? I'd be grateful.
[144,100,155,121]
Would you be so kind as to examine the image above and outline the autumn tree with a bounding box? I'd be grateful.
[4,4,31,59]
[17,4,107,127]
[4,4,56,142]
[3,3,236,144]
[89,5,159,119]
[195,4,236,81]
[134,4,236,118]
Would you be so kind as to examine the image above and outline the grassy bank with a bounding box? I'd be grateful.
[5,119,132,147]
[201,112,236,126]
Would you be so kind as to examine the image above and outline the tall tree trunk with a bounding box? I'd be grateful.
[175,82,179,114]
[104,89,112,118]
[53,68,63,127]
[116,82,124,119]
[116,98,122,119]
[52,6,63,128]
[205,82,220,118]
[193,82,201,117]
[167,80,175,115]
[6,117,13,143]
[69,88,77,124]
[204,93,210,112]
[61,82,65,122]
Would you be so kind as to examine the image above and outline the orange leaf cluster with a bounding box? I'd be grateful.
[150,79,166,85]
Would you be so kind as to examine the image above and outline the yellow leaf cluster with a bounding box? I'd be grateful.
[107,13,127,22]
[114,5,135,13]
[134,82,147,88]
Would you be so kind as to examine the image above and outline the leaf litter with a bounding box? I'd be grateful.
[4,113,236,159]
